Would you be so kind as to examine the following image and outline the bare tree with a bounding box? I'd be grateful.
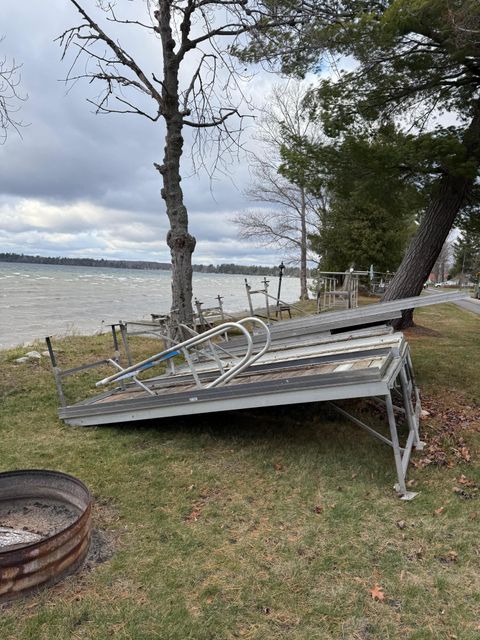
[234,82,324,300]
[59,0,293,324]
[0,38,25,144]
[432,239,452,284]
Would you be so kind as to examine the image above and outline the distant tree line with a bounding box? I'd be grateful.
[192,262,303,277]
[0,252,171,271]
[0,253,303,277]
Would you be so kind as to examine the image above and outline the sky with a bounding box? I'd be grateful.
[0,1,302,267]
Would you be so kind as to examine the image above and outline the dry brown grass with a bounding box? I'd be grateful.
[0,303,479,639]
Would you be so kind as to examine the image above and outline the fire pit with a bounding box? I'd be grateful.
[0,470,92,602]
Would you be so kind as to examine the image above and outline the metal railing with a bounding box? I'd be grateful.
[96,317,271,393]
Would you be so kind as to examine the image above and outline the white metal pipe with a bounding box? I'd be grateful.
[96,321,254,387]
[207,317,271,388]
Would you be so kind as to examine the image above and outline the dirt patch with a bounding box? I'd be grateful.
[404,325,442,338]
[81,497,119,569]
[83,528,115,570]
[0,527,116,611]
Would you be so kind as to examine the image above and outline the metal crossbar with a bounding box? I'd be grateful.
[328,347,424,499]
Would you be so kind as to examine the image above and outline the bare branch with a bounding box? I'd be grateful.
[234,208,303,249]
[234,79,325,298]
[59,0,164,109]
[57,1,304,317]
[0,38,27,144]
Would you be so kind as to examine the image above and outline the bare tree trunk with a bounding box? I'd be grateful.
[299,186,309,300]
[156,3,196,324]
[383,109,480,328]
[157,117,196,324]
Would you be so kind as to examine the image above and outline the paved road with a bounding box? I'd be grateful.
[453,297,480,316]
[426,288,480,316]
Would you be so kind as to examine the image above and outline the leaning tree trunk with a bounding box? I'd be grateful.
[299,186,309,300]
[383,109,480,328]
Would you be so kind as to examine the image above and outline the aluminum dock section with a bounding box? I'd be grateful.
[58,329,423,499]
[51,293,469,498]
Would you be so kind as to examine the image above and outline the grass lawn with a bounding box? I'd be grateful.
[0,304,479,639]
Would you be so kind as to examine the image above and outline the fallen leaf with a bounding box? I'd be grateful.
[434,507,445,515]
[370,584,385,601]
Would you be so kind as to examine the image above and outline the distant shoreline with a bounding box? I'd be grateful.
[0,253,304,277]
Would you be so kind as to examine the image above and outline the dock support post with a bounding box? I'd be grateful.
[385,392,417,500]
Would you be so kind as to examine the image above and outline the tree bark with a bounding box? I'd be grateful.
[382,108,480,328]
[156,2,196,324]
[158,117,196,324]
[299,185,309,300]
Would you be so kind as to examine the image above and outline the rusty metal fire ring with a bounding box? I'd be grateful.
[0,469,92,602]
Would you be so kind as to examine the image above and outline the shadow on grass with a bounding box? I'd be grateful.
[89,399,405,495]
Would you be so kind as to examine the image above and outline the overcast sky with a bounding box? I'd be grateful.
[0,1,305,267]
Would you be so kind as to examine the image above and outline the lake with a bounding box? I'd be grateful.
[0,262,305,349]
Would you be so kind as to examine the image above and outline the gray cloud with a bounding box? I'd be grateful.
[0,1,291,266]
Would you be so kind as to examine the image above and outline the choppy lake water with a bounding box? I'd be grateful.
[0,262,305,349]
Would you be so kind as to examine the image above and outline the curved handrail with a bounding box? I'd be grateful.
[96,321,255,388]
[207,317,271,388]
[237,317,271,367]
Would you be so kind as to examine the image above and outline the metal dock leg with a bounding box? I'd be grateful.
[385,392,417,500]
[399,364,425,451]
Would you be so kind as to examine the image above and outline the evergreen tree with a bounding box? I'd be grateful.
[241,0,480,326]
[281,124,423,273]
